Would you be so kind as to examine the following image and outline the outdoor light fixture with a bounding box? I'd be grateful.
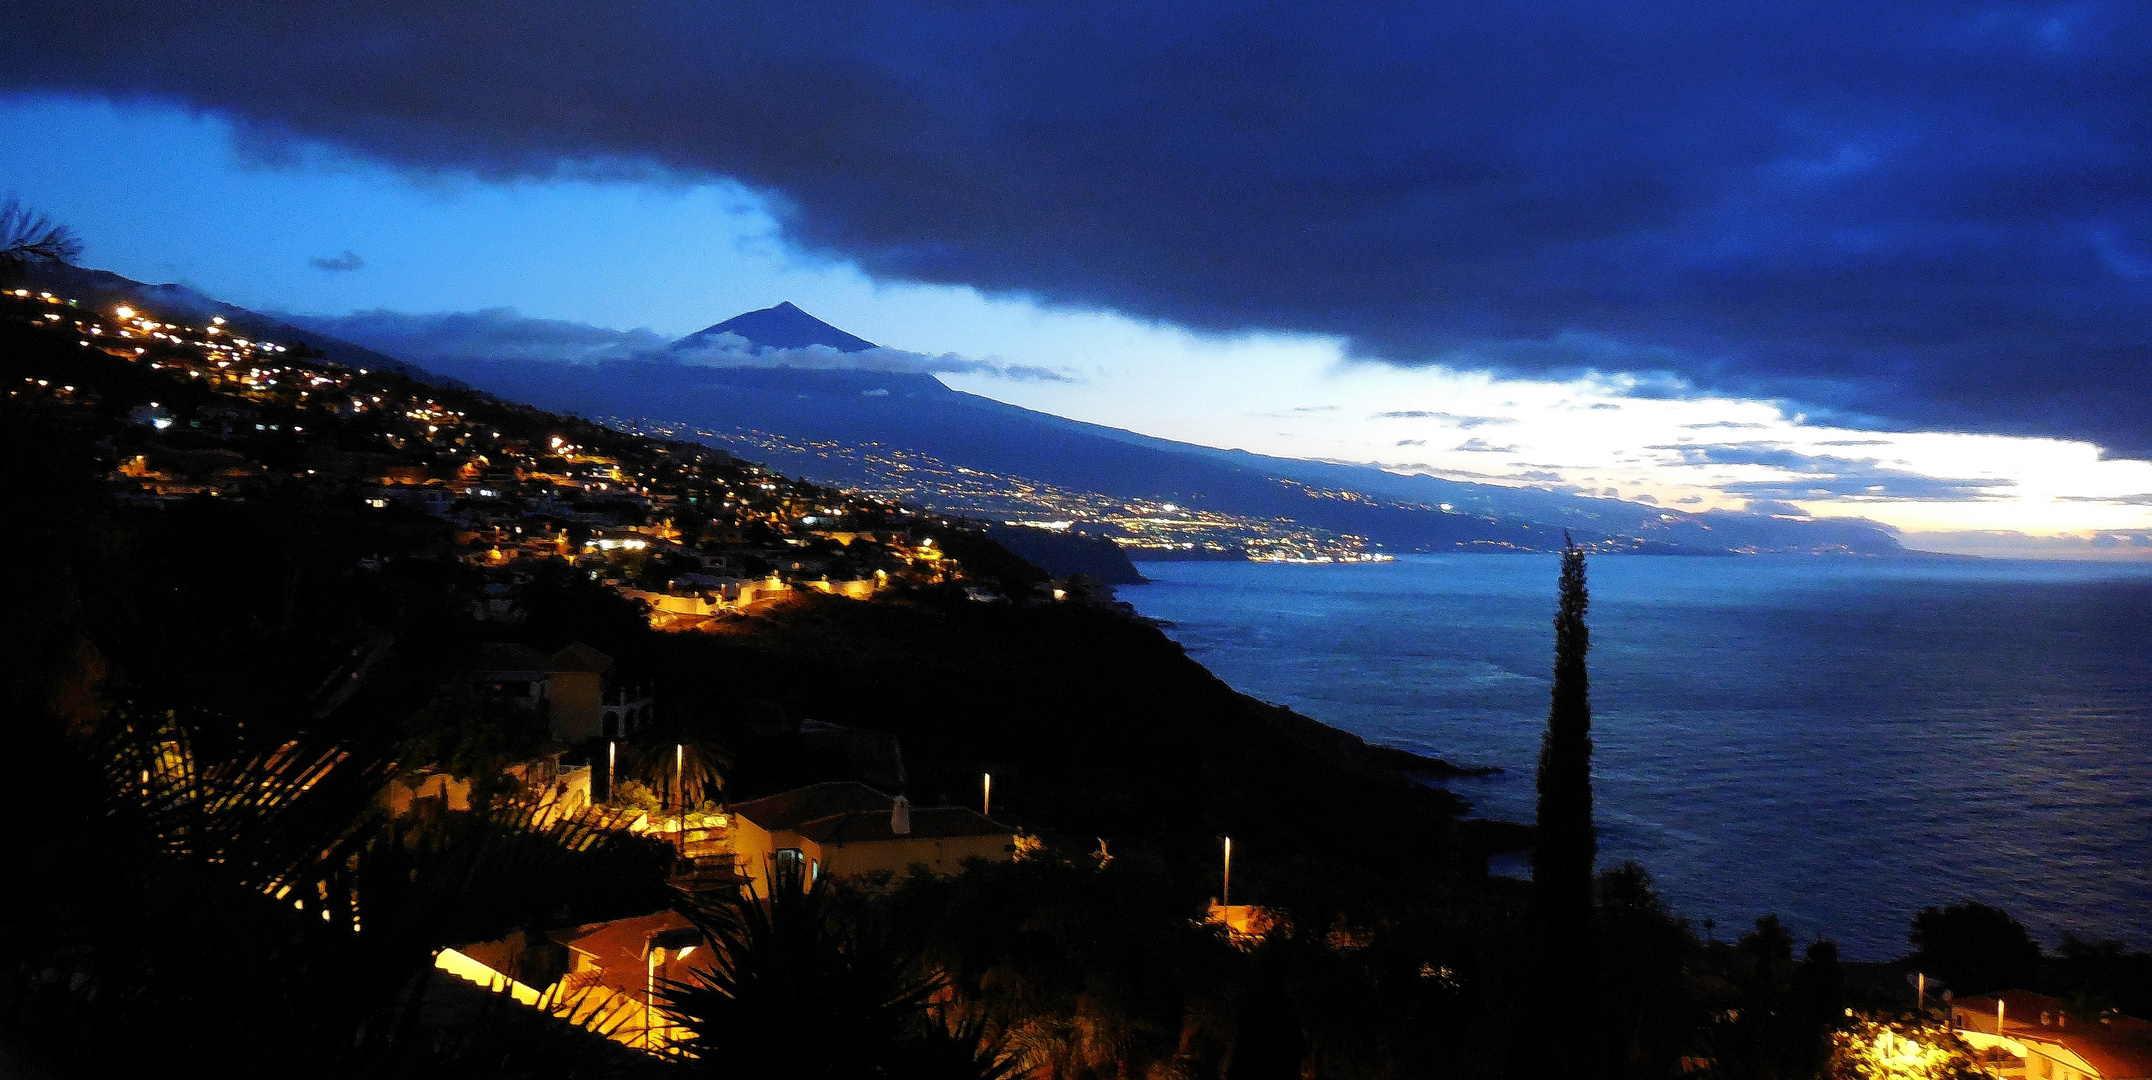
[642,926,705,1050]
[1222,836,1232,908]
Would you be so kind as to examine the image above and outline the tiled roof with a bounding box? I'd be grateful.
[548,641,615,675]
[1957,991,2152,1079]
[793,806,1012,844]
[472,643,550,674]
[728,782,892,832]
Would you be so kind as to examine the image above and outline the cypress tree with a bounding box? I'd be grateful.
[1533,536,1596,1075]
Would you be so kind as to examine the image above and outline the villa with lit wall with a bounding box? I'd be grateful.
[725,781,1015,894]
[1954,991,2152,1080]
[437,910,713,1053]
[468,640,653,741]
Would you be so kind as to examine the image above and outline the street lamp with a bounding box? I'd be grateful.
[1222,836,1232,908]
[643,927,702,1051]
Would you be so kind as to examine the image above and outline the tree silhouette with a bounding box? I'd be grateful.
[1225,950,1305,1080]
[663,878,946,1078]
[0,197,82,280]
[1533,536,1596,1076]
[1910,902,2042,994]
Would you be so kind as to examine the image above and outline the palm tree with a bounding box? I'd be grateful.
[0,197,82,280]
[885,1011,1029,1080]
[614,735,730,811]
[663,878,937,1076]
[663,880,1023,1078]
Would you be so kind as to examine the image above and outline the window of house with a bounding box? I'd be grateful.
[773,848,806,892]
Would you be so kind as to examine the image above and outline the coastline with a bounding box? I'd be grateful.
[1121,553,2152,957]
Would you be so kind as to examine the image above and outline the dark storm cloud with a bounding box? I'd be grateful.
[1663,442,2011,502]
[287,309,670,365]
[2058,492,2152,505]
[1908,530,2152,557]
[1373,411,1516,428]
[1743,500,1809,517]
[1725,473,2006,503]
[8,2,2152,451]
[672,330,1075,381]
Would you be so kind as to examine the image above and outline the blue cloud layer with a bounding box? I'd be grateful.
[288,308,1072,380]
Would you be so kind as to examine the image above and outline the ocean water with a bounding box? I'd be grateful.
[1123,555,2152,958]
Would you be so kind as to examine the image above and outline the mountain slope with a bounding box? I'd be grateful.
[415,352,1905,556]
[21,264,451,384]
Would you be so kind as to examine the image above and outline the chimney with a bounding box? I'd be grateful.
[891,795,911,835]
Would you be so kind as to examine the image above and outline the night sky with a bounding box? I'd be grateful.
[4,2,2150,549]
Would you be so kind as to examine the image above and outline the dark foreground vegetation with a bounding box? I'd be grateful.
[4,262,2149,1079]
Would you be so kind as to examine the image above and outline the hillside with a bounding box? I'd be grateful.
[0,279,1494,890]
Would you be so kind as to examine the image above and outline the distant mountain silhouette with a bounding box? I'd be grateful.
[673,301,877,353]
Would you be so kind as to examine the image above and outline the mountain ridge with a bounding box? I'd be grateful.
[674,300,878,353]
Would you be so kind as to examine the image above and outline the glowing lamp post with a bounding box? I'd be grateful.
[1222,836,1232,908]
[675,743,687,853]
[642,927,701,1051]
